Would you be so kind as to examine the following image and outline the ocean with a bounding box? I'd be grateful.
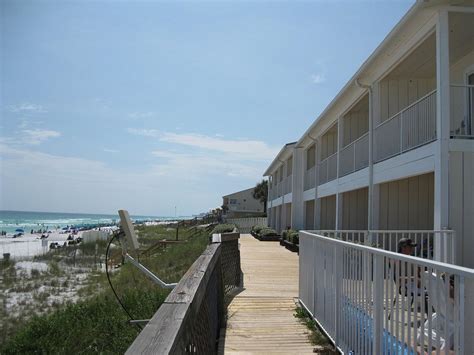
[0,210,175,234]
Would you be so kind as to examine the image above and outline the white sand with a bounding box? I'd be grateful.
[0,230,84,259]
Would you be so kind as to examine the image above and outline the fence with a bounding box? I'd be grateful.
[339,132,369,177]
[304,166,316,191]
[318,152,338,185]
[284,175,293,195]
[450,84,474,138]
[225,217,267,233]
[314,229,456,264]
[375,90,437,162]
[299,231,474,355]
[126,233,242,355]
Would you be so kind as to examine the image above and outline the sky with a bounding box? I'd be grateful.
[0,0,413,216]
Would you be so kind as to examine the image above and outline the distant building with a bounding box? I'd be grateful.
[222,187,264,218]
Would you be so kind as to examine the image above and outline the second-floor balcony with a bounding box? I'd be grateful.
[318,152,337,185]
[284,175,292,195]
[451,84,474,138]
[304,166,316,191]
[339,132,369,177]
[375,90,437,163]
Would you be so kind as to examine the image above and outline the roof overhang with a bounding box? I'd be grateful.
[263,142,297,176]
[295,0,451,149]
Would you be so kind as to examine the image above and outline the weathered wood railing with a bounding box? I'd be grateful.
[126,232,242,355]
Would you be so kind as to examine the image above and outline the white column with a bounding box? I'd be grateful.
[314,138,321,229]
[335,118,343,230]
[434,10,450,260]
[291,148,305,230]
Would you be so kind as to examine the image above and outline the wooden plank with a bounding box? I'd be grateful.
[221,235,314,354]
[126,243,222,354]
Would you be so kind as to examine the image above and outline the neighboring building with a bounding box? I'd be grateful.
[265,0,474,268]
[222,187,264,218]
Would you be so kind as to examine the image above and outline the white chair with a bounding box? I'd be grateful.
[416,271,455,351]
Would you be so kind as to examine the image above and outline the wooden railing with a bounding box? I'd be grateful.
[126,233,242,354]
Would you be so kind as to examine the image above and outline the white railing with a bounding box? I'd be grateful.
[304,166,316,191]
[339,132,369,177]
[226,217,267,233]
[375,90,437,162]
[314,229,456,264]
[450,84,474,139]
[299,231,474,355]
[284,175,292,194]
[318,152,338,185]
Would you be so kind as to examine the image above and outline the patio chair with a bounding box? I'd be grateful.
[416,271,455,352]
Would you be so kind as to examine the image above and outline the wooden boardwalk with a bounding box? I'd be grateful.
[219,235,314,354]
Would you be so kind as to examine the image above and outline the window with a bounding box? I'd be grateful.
[229,199,237,205]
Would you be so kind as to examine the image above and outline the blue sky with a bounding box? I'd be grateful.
[0,0,413,216]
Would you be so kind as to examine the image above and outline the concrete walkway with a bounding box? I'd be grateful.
[219,235,314,354]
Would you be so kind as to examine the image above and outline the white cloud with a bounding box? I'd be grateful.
[160,132,278,160]
[8,103,47,113]
[128,112,155,120]
[22,129,61,145]
[127,128,161,137]
[0,144,263,215]
[311,73,326,84]
[103,148,119,153]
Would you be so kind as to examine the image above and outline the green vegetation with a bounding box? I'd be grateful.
[294,306,336,353]
[252,179,268,213]
[282,229,299,244]
[250,225,266,235]
[1,223,214,354]
[210,223,236,234]
[259,227,278,237]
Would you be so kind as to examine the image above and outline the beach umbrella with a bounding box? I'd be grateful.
[15,228,24,233]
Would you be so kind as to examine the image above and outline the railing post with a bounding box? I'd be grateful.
[334,245,342,347]
[372,253,384,354]
[400,112,403,153]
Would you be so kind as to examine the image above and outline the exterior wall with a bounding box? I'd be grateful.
[320,195,336,230]
[284,203,292,230]
[320,126,338,160]
[449,151,474,268]
[341,187,368,230]
[378,172,434,230]
[304,200,315,230]
[264,5,474,270]
[223,187,264,217]
[378,77,436,125]
[343,105,369,146]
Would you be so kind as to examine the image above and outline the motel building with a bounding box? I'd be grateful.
[265,1,474,353]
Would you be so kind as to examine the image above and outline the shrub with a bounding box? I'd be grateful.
[251,225,266,234]
[290,232,299,245]
[210,224,237,234]
[259,228,278,237]
[281,229,297,241]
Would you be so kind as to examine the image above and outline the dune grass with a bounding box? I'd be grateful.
[0,223,213,354]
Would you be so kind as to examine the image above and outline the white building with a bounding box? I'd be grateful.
[265,0,474,268]
[222,187,265,218]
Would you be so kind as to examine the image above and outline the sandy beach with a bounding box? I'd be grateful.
[0,230,84,260]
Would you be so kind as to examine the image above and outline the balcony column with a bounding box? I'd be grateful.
[291,147,305,230]
[314,138,321,229]
[335,117,343,229]
[369,82,381,241]
[434,9,450,261]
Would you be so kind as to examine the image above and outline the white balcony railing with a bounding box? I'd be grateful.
[315,229,456,264]
[450,84,474,139]
[318,152,338,185]
[304,166,316,191]
[339,132,369,177]
[300,231,473,355]
[284,175,292,195]
[375,90,437,163]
